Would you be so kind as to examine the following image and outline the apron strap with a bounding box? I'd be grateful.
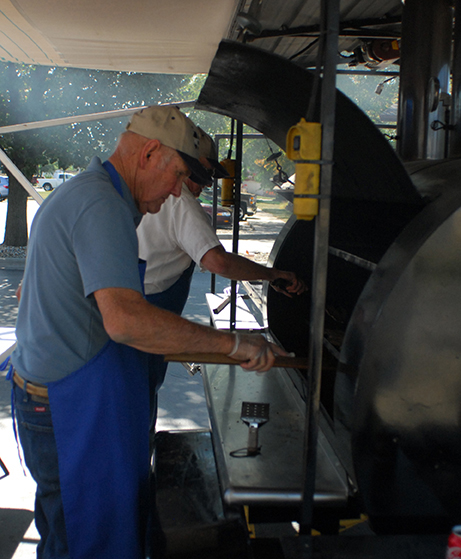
[102,160,124,198]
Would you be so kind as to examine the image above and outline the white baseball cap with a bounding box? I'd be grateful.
[126,105,210,185]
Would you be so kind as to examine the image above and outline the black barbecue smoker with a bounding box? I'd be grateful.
[152,1,461,557]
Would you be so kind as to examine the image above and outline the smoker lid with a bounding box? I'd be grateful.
[197,40,422,205]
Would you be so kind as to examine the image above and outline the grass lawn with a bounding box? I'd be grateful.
[29,190,52,200]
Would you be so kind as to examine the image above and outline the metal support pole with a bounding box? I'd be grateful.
[210,133,261,324]
[209,134,263,296]
[0,101,195,135]
[210,137,221,296]
[397,0,452,160]
[230,121,244,331]
[0,456,9,480]
[299,0,339,538]
[0,148,43,205]
[450,0,461,157]
[0,100,196,209]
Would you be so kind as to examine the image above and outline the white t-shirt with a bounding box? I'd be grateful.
[137,184,221,295]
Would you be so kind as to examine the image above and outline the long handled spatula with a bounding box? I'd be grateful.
[241,402,270,456]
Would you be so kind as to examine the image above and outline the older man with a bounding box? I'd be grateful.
[10,106,285,559]
[137,128,306,431]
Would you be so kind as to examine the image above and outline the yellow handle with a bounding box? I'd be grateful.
[286,119,322,220]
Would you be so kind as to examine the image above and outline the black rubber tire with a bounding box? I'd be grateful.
[43,183,52,191]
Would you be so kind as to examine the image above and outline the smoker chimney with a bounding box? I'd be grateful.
[397,0,453,161]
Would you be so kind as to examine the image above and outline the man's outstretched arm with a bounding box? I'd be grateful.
[200,245,307,296]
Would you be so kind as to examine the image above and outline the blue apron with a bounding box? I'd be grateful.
[47,161,149,559]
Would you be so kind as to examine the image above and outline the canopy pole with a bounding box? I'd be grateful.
[0,100,196,135]
[0,148,43,205]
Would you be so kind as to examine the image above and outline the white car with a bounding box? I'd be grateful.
[0,176,9,199]
[34,171,76,191]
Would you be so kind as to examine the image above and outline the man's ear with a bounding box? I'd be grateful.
[140,139,161,169]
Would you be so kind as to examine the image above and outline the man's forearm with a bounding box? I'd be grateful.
[95,286,289,372]
[201,245,278,281]
[95,287,233,355]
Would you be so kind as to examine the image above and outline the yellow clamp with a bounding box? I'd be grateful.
[286,119,322,220]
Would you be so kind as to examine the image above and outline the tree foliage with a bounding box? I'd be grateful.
[0,63,189,245]
[0,63,340,246]
[182,75,292,189]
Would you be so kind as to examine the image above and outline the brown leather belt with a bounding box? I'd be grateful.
[13,371,49,399]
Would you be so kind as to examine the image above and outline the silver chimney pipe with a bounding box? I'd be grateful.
[397,0,453,161]
[449,0,461,157]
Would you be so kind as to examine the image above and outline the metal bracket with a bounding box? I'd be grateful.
[0,457,9,480]
[180,362,201,376]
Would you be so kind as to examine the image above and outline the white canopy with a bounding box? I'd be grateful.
[0,0,240,74]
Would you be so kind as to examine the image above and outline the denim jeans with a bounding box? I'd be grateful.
[13,383,69,559]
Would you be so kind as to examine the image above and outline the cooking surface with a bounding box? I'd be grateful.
[201,362,349,507]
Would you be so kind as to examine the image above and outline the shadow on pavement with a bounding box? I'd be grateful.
[0,263,23,328]
[0,508,35,559]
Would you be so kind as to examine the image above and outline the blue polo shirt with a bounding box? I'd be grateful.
[12,157,143,383]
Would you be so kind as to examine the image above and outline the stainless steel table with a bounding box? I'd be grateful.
[201,362,349,507]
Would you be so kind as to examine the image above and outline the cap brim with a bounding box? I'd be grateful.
[177,150,210,186]
[189,171,213,186]
[207,158,230,178]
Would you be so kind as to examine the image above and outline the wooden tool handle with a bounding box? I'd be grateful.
[164,353,309,369]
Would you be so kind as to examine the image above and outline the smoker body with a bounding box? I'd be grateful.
[194,40,461,533]
[267,161,461,533]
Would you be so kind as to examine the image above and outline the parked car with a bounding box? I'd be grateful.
[201,189,255,221]
[33,171,76,191]
[240,191,257,219]
[199,201,232,228]
[0,176,9,200]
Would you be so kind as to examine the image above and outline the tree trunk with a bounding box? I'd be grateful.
[3,174,29,247]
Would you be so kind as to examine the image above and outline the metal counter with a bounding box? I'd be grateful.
[201,362,349,508]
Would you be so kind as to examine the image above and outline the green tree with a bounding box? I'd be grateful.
[0,63,189,245]
[336,70,399,146]
[0,64,56,246]
[178,75,290,190]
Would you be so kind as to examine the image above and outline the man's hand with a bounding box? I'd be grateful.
[228,332,288,372]
[200,246,308,298]
[270,271,307,297]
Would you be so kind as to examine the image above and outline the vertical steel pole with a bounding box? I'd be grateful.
[450,0,461,157]
[397,0,452,161]
[230,121,244,331]
[210,136,222,296]
[299,0,339,540]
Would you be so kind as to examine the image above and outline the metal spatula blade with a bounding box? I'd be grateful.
[241,402,270,455]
